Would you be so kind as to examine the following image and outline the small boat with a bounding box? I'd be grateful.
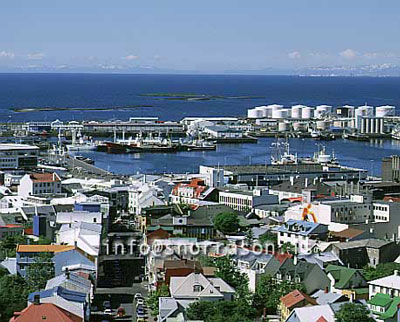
[74,155,95,165]
[392,128,400,140]
[347,133,370,142]
[315,132,335,141]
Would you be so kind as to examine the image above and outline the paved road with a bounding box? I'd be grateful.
[93,283,149,321]
[65,154,112,176]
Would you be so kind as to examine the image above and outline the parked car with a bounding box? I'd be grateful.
[103,308,113,316]
[134,293,143,300]
[103,300,111,309]
[136,298,144,306]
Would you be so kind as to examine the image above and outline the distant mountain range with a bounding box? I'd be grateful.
[2,63,400,76]
[297,64,400,77]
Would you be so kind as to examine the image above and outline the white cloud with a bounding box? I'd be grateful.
[99,64,123,70]
[339,49,357,60]
[123,54,139,60]
[27,53,45,60]
[0,51,15,59]
[288,51,301,59]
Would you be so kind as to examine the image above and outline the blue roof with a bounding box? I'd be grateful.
[29,286,86,303]
[276,219,327,236]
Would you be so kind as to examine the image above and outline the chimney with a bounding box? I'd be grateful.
[33,294,40,305]
[394,270,399,276]
[290,177,294,186]
[293,255,298,265]
[324,286,329,293]
[305,178,309,188]
[65,267,70,279]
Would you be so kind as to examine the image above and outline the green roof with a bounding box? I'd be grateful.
[147,225,174,232]
[325,264,360,289]
[368,293,392,307]
[354,287,369,295]
[369,294,400,320]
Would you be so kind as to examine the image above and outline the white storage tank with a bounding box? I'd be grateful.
[316,120,331,130]
[291,105,304,119]
[269,104,283,117]
[315,105,332,118]
[270,105,283,118]
[247,108,263,119]
[272,109,285,119]
[337,105,355,118]
[278,122,290,132]
[357,105,374,117]
[256,106,268,118]
[293,122,307,131]
[376,105,396,117]
[301,106,314,119]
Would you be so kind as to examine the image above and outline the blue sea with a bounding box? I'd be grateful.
[1,73,400,175]
[1,73,400,122]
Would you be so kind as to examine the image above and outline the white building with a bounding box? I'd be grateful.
[0,144,39,170]
[169,272,235,301]
[203,125,243,139]
[368,271,400,298]
[285,195,373,226]
[357,117,385,134]
[276,219,329,254]
[56,211,102,225]
[219,188,278,212]
[57,222,102,257]
[18,172,62,198]
[128,183,165,215]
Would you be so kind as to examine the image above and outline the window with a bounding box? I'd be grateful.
[193,284,203,292]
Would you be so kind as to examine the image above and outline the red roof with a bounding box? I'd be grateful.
[24,227,34,235]
[147,228,171,241]
[274,252,293,263]
[0,224,22,229]
[29,172,60,183]
[383,196,400,202]
[316,317,328,322]
[172,178,207,199]
[280,289,317,309]
[10,303,82,322]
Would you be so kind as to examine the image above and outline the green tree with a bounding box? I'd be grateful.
[258,231,278,250]
[26,253,54,293]
[0,267,8,279]
[0,274,29,322]
[362,262,400,281]
[197,254,215,267]
[213,212,240,234]
[280,242,296,255]
[0,235,25,258]
[334,303,374,322]
[245,229,255,245]
[186,301,216,321]
[214,256,247,288]
[253,274,304,314]
[186,299,256,322]
[147,284,170,316]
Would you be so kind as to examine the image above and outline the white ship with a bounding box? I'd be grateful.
[271,140,298,165]
[392,127,400,140]
[271,140,337,166]
[65,128,97,152]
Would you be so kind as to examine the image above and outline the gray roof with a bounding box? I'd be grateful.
[46,272,91,294]
[311,290,348,305]
[332,238,392,250]
[276,219,328,237]
[298,252,343,269]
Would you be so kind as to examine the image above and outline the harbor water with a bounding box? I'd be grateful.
[71,137,398,176]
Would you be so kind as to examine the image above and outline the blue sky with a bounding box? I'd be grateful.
[1,0,400,73]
